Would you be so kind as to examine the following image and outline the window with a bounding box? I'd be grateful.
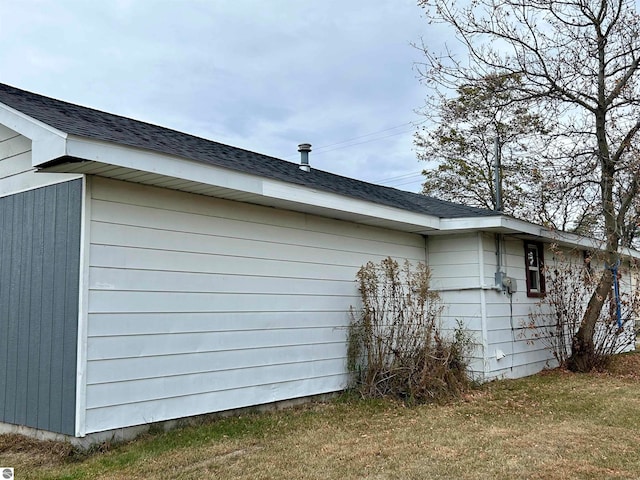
[524,242,545,297]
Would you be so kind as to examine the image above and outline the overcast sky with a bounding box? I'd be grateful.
[0,1,438,192]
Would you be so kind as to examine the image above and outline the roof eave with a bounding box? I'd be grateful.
[438,216,640,258]
[39,135,443,233]
[20,117,637,257]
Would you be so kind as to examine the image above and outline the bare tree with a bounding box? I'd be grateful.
[417,0,640,371]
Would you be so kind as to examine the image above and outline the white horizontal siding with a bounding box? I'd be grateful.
[89,244,359,280]
[427,232,586,381]
[87,342,347,383]
[479,237,638,378]
[86,357,347,408]
[87,311,347,336]
[430,248,480,266]
[428,234,480,290]
[90,175,422,249]
[426,235,487,378]
[437,290,483,331]
[85,177,426,433]
[439,288,486,377]
[482,236,553,377]
[0,124,27,149]
[439,300,486,320]
[87,327,343,359]
[0,127,31,187]
[487,327,535,344]
[90,220,390,268]
[88,290,355,313]
[489,360,553,380]
[86,376,344,433]
[0,151,31,179]
[89,267,353,295]
[427,234,559,379]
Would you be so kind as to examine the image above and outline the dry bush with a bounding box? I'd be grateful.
[347,257,472,403]
[526,247,639,368]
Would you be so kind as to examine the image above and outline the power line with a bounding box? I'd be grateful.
[310,128,416,156]
[390,178,425,189]
[313,119,427,151]
[375,171,424,184]
[367,173,425,190]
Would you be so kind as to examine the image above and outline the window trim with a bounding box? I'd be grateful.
[524,241,546,297]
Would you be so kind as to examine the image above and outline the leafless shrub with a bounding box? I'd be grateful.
[526,247,639,368]
[347,257,472,403]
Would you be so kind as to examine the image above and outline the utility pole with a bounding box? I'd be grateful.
[494,135,502,212]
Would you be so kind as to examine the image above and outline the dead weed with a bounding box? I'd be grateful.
[0,433,75,469]
[604,351,640,379]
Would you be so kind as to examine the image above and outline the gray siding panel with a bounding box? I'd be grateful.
[0,201,9,422]
[0,179,82,435]
[26,188,44,427]
[62,185,82,433]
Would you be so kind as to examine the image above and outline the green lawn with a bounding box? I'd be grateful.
[6,353,640,480]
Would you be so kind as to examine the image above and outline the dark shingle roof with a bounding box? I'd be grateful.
[0,83,499,219]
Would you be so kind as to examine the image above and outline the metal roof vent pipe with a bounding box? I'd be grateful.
[298,143,311,172]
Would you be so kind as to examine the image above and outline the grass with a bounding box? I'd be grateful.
[5,352,640,479]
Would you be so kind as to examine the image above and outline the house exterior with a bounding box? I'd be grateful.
[0,83,636,443]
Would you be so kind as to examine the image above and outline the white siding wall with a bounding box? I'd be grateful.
[482,236,638,379]
[84,177,427,434]
[428,233,480,291]
[0,125,78,195]
[427,233,486,377]
[427,233,599,381]
[483,235,555,379]
[0,125,34,193]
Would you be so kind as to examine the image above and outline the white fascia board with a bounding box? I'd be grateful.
[262,181,441,231]
[537,229,640,260]
[438,216,540,235]
[536,229,601,249]
[544,231,640,260]
[441,215,582,243]
[64,136,264,194]
[0,103,67,164]
[441,215,640,259]
[62,136,441,231]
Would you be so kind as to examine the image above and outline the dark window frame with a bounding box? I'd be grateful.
[524,241,546,297]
